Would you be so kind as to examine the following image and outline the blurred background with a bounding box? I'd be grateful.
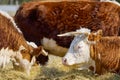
[0,0,29,5]
[0,0,120,16]
[0,0,34,16]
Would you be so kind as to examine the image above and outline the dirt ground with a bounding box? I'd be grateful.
[0,55,120,80]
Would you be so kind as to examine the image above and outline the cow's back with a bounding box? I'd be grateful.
[0,11,30,51]
[15,1,120,48]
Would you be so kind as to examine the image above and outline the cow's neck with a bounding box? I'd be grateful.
[89,37,120,74]
[89,44,97,73]
[0,12,32,51]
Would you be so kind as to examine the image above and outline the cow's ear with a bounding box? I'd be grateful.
[97,29,103,36]
[87,30,103,44]
[88,33,95,42]
[95,29,103,41]
[31,46,48,56]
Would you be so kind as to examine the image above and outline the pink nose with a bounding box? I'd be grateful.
[62,58,67,65]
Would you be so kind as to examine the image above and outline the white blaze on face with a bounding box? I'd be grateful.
[61,28,96,70]
[0,45,35,75]
[62,34,91,66]
[13,45,36,75]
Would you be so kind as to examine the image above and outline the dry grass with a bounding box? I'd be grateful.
[0,55,120,80]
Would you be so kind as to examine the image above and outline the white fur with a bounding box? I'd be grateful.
[16,58,35,75]
[63,37,91,65]
[0,45,35,75]
[13,45,36,75]
[76,28,91,34]
[27,41,38,48]
[0,10,22,33]
[42,37,57,49]
[62,28,96,72]
[78,58,95,72]
[100,0,120,6]
[42,37,68,56]
[14,55,36,75]
[0,47,16,68]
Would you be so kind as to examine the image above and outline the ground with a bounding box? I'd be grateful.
[0,55,120,80]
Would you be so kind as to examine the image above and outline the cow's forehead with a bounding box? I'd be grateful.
[72,34,87,45]
[68,34,87,53]
[76,28,91,34]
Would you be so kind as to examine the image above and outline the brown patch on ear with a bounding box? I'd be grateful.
[96,29,103,41]
[88,33,96,41]
[32,46,42,56]
[21,49,31,61]
[88,30,103,42]
[97,30,103,36]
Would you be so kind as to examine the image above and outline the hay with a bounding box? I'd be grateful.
[0,55,120,80]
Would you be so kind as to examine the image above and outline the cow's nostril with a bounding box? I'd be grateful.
[64,58,67,63]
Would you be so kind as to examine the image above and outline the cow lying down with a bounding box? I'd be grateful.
[0,10,48,75]
[58,28,120,75]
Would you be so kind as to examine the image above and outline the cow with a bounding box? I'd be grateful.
[14,0,120,57]
[0,10,48,75]
[58,28,120,74]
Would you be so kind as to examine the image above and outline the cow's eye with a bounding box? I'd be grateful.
[78,46,82,49]
[78,46,81,48]
[74,45,82,51]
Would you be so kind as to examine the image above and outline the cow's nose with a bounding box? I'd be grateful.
[62,58,67,65]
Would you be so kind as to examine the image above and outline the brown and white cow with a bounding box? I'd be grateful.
[58,28,120,74]
[15,0,120,57]
[0,10,48,75]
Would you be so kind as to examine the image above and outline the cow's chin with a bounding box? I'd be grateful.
[63,62,87,69]
[63,60,81,66]
[63,59,88,67]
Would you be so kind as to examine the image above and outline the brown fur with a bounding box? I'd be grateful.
[15,1,120,56]
[32,46,42,56]
[90,36,120,74]
[88,30,102,42]
[20,49,32,61]
[0,12,48,65]
[0,13,30,51]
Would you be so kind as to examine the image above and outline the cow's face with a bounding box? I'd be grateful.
[13,46,34,75]
[58,28,102,66]
[13,46,48,75]
[62,34,90,66]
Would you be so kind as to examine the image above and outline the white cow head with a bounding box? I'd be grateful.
[58,28,102,67]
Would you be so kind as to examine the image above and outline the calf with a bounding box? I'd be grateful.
[58,28,120,74]
[0,10,48,75]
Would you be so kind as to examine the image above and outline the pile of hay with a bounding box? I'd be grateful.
[0,55,120,80]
